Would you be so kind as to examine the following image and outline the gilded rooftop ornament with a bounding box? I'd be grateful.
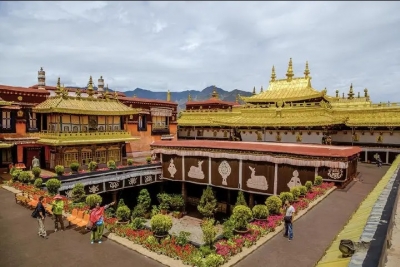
[252,86,256,95]
[304,61,310,78]
[286,58,294,81]
[55,77,61,96]
[260,86,264,93]
[271,65,276,82]
[348,83,355,100]
[167,90,171,101]
[87,76,94,97]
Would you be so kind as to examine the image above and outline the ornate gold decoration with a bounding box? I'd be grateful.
[17,110,24,117]
[167,90,171,102]
[348,84,355,100]
[75,88,82,98]
[352,133,359,141]
[296,134,302,142]
[252,86,256,95]
[87,76,94,97]
[304,61,310,78]
[377,135,383,143]
[188,94,192,101]
[213,130,217,137]
[275,133,281,142]
[270,65,276,82]
[256,131,262,141]
[286,58,294,81]
[17,96,23,101]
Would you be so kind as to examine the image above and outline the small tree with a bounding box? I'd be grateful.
[118,198,126,208]
[18,171,31,183]
[127,158,134,166]
[54,165,64,176]
[137,189,151,211]
[70,162,80,172]
[116,205,131,222]
[86,194,103,208]
[71,183,86,203]
[197,186,217,218]
[34,178,43,188]
[46,178,61,195]
[305,181,313,191]
[201,218,217,248]
[314,176,323,186]
[32,167,41,178]
[107,160,116,170]
[235,191,247,207]
[265,195,282,215]
[88,161,97,172]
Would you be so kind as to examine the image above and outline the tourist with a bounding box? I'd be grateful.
[283,200,295,241]
[88,201,115,244]
[375,154,382,167]
[32,156,40,168]
[52,194,65,232]
[34,196,48,239]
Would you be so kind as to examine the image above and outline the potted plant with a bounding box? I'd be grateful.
[54,165,64,176]
[314,175,323,186]
[116,205,131,224]
[137,189,151,217]
[299,185,308,196]
[18,171,31,184]
[252,204,269,221]
[146,156,152,164]
[157,193,171,214]
[197,186,217,218]
[127,158,134,166]
[70,162,80,173]
[150,214,173,238]
[305,181,313,192]
[71,183,86,203]
[45,178,61,195]
[88,161,98,172]
[231,205,252,234]
[265,195,282,215]
[279,192,294,204]
[235,191,247,207]
[86,194,103,208]
[32,167,41,178]
[107,160,116,170]
[131,204,146,219]
[170,194,184,218]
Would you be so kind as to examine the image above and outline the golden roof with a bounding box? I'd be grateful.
[30,131,139,146]
[33,95,140,115]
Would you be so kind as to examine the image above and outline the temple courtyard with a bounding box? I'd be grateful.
[0,163,390,267]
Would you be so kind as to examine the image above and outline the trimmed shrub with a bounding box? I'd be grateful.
[170,194,184,211]
[54,165,64,176]
[32,167,41,178]
[131,204,146,218]
[118,198,126,208]
[46,178,61,195]
[279,192,294,204]
[265,195,282,215]
[86,194,102,208]
[127,158,133,166]
[88,161,97,172]
[107,160,116,170]
[18,171,31,183]
[146,156,152,163]
[201,218,217,248]
[34,178,43,188]
[290,187,301,200]
[70,162,80,172]
[116,205,131,222]
[197,186,217,218]
[305,181,313,191]
[131,217,146,230]
[299,185,308,195]
[137,189,151,211]
[232,205,252,231]
[252,204,269,219]
[71,183,86,203]
[157,193,171,211]
[11,169,22,181]
[314,176,323,186]
[235,191,248,207]
[150,214,173,235]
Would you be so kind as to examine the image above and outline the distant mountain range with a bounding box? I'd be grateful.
[123,86,253,110]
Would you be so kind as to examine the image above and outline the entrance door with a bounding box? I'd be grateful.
[24,148,40,170]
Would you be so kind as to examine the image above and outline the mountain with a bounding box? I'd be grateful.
[123,86,253,110]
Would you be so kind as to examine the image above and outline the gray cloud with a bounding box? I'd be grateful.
[0,1,399,102]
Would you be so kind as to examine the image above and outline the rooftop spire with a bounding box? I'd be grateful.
[286,58,294,81]
[103,84,110,100]
[304,61,310,78]
[211,86,219,99]
[167,90,171,101]
[348,83,354,100]
[87,76,94,97]
[260,86,264,93]
[270,65,276,82]
[252,86,256,95]
[55,77,61,96]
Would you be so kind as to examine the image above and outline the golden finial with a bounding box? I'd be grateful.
[87,76,94,97]
[211,86,219,99]
[348,83,354,100]
[60,84,68,98]
[55,77,61,95]
[188,93,192,101]
[271,65,276,82]
[252,86,256,95]
[364,88,368,97]
[167,90,171,102]
[335,90,339,98]
[304,61,310,78]
[133,94,137,98]
[260,86,264,93]
[286,58,294,81]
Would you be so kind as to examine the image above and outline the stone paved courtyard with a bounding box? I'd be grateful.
[145,215,223,246]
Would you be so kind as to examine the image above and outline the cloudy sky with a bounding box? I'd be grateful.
[0,1,399,101]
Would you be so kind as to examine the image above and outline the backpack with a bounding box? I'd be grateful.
[31,207,38,218]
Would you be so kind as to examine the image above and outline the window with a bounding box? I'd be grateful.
[108,149,121,162]
[64,152,78,167]
[2,111,11,129]
[153,116,167,129]
[2,148,12,164]
[81,150,93,165]
[29,112,37,129]
[95,149,107,164]
[138,115,147,131]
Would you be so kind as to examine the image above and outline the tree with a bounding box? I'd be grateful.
[235,191,247,207]
[118,198,126,208]
[197,186,217,218]
[201,218,217,248]
[71,183,86,203]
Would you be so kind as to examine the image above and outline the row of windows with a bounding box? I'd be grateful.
[63,149,121,167]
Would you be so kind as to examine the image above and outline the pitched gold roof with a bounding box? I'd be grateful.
[33,95,140,115]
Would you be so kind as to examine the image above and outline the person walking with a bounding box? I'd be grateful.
[283,200,295,241]
[88,201,115,244]
[34,196,48,239]
[52,194,65,232]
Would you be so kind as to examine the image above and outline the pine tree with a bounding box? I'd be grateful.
[235,191,248,207]
[118,198,126,208]
[197,186,217,218]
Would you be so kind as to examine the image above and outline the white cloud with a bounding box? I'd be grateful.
[0,1,399,101]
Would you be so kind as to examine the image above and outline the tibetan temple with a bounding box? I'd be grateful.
[178,58,400,164]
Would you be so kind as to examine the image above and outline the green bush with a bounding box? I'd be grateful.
[130,217,146,230]
[46,178,61,195]
[70,162,80,172]
[137,189,151,211]
[11,169,21,181]
[151,205,160,217]
[71,183,86,203]
[222,218,235,239]
[54,165,64,176]
[197,186,217,218]
[34,178,43,188]
[146,156,152,163]
[150,214,173,235]
[157,193,171,211]
[305,181,313,191]
[32,167,41,178]
[199,245,215,257]
[279,192,294,204]
[201,218,217,247]
[127,158,133,166]
[235,191,247,206]
[290,187,301,200]
[116,205,131,222]
[170,194,184,211]
[252,204,269,219]
[107,160,116,170]
[88,161,97,172]
[299,185,308,195]
[204,254,224,267]
[314,176,323,186]
[86,194,103,208]
[265,195,282,215]
[232,205,252,231]
[131,204,146,218]
[176,231,191,246]
[118,198,126,208]
[18,171,31,183]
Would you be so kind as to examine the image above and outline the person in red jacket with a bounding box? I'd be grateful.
[88,201,115,244]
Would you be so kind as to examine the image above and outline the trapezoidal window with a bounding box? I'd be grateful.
[81,149,93,165]
[108,148,121,162]
[64,150,78,167]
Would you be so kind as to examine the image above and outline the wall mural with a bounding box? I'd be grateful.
[218,160,231,186]
[247,166,269,191]
[184,156,209,183]
[168,158,177,178]
[277,164,314,194]
[241,160,274,194]
[188,160,205,180]
[161,154,182,181]
[318,166,347,181]
[287,170,302,190]
[210,158,239,188]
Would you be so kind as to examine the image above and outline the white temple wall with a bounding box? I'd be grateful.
[332,131,400,145]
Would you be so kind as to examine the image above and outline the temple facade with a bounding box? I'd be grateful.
[177,59,400,164]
